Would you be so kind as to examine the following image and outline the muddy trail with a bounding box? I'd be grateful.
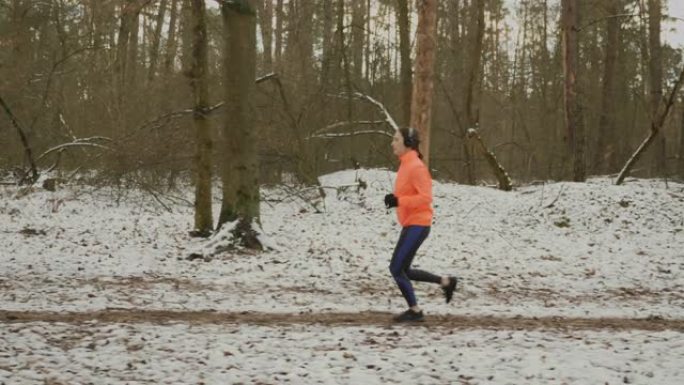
[1,310,682,332]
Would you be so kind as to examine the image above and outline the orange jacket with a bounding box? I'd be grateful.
[394,150,433,227]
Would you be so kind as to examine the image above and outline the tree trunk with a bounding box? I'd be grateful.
[561,0,586,181]
[274,0,283,72]
[189,0,213,236]
[594,0,622,174]
[320,0,333,89]
[255,0,273,72]
[648,0,665,176]
[163,0,180,76]
[410,0,438,166]
[127,8,140,87]
[351,0,365,85]
[115,1,133,92]
[397,0,412,127]
[219,0,262,249]
[148,0,168,81]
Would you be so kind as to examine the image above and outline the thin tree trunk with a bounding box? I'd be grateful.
[648,0,665,176]
[115,1,133,92]
[274,0,283,72]
[410,0,438,166]
[351,0,364,85]
[163,0,180,75]
[148,0,168,81]
[464,0,484,133]
[127,9,140,87]
[189,0,213,236]
[397,0,412,127]
[256,0,273,72]
[561,0,586,181]
[320,0,333,89]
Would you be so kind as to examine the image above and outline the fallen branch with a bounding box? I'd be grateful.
[38,137,113,161]
[616,66,684,185]
[467,127,513,191]
[0,95,39,184]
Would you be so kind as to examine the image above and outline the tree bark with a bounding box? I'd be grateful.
[464,0,484,129]
[127,8,140,87]
[561,0,586,181]
[594,0,622,174]
[351,0,365,85]
[163,0,180,76]
[320,0,334,89]
[274,0,283,72]
[397,0,412,127]
[148,0,168,81]
[648,0,665,176]
[189,0,213,236]
[410,0,438,166]
[255,0,273,72]
[219,0,262,249]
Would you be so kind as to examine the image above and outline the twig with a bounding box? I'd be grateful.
[544,184,566,209]
[0,95,39,183]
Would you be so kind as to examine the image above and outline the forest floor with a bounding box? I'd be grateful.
[1,169,683,384]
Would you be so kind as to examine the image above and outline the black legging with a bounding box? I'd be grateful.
[389,226,441,307]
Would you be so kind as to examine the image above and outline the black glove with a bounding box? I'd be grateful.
[384,193,398,208]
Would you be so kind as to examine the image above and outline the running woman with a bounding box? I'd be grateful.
[384,127,458,322]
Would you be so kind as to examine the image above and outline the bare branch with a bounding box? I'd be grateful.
[38,141,112,161]
[328,92,400,132]
[309,130,393,140]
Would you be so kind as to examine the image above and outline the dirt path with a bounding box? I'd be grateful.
[1,309,682,332]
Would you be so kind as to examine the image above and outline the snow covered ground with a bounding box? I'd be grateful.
[1,169,683,384]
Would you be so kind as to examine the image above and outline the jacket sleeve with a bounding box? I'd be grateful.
[398,165,432,208]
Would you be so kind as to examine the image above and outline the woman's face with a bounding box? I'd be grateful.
[391,131,408,157]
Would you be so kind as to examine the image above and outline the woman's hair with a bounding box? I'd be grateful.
[399,127,423,159]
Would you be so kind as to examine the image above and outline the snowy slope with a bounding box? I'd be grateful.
[1,169,683,384]
[1,169,681,318]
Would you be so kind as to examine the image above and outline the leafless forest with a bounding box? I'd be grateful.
[1,1,683,219]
